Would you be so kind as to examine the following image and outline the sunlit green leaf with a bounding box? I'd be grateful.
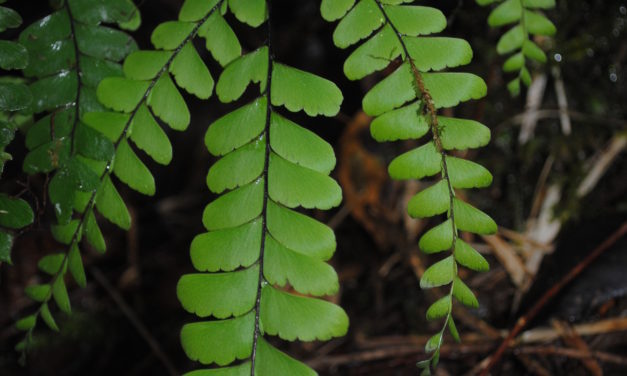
[170,42,214,100]
[452,277,479,308]
[332,0,382,49]
[151,21,195,50]
[228,0,267,27]
[426,295,452,320]
[271,63,342,117]
[197,12,241,67]
[454,240,489,272]
[487,0,521,27]
[205,97,266,156]
[408,180,450,218]
[216,47,268,102]
[267,201,336,261]
[420,255,456,288]
[419,220,454,254]
[453,199,497,235]
[179,0,222,21]
[254,339,316,376]
[207,138,265,194]
[320,0,355,21]
[148,73,190,130]
[130,104,172,165]
[113,139,155,195]
[385,5,446,36]
[268,154,342,210]
[191,220,261,272]
[264,235,339,296]
[202,179,263,230]
[370,102,428,142]
[177,266,259,319]
[260,285,349,341]
[388,142,441,180]
[270,113,336,174]
[181,312,254,366]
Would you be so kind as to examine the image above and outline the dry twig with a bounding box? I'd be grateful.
[479,222,627,376]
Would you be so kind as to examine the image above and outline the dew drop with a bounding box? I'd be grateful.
[51,41,63,51]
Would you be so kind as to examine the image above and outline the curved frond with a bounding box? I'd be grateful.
[323,0,496,373]
[15,0,141,349]
[16,0,238,352]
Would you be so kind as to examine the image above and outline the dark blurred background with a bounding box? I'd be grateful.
[1,0,626,375]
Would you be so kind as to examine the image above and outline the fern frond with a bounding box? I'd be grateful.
[17,0,238,354]
[477,0,556,96]
[322,0,496,373]
[14,0,143,351]
[178,1,348,374]
[20,0,140,223]
[0,3,34,266]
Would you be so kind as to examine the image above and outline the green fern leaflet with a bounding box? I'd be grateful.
[322,0,497,373]
[177,0,348,375]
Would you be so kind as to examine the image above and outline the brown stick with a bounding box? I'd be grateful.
[516,346,627,366]
[551,320,602,376]
[479,222,627,375]
[307,316,627,370]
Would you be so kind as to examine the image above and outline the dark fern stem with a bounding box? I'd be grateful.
[251,0,273,370]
